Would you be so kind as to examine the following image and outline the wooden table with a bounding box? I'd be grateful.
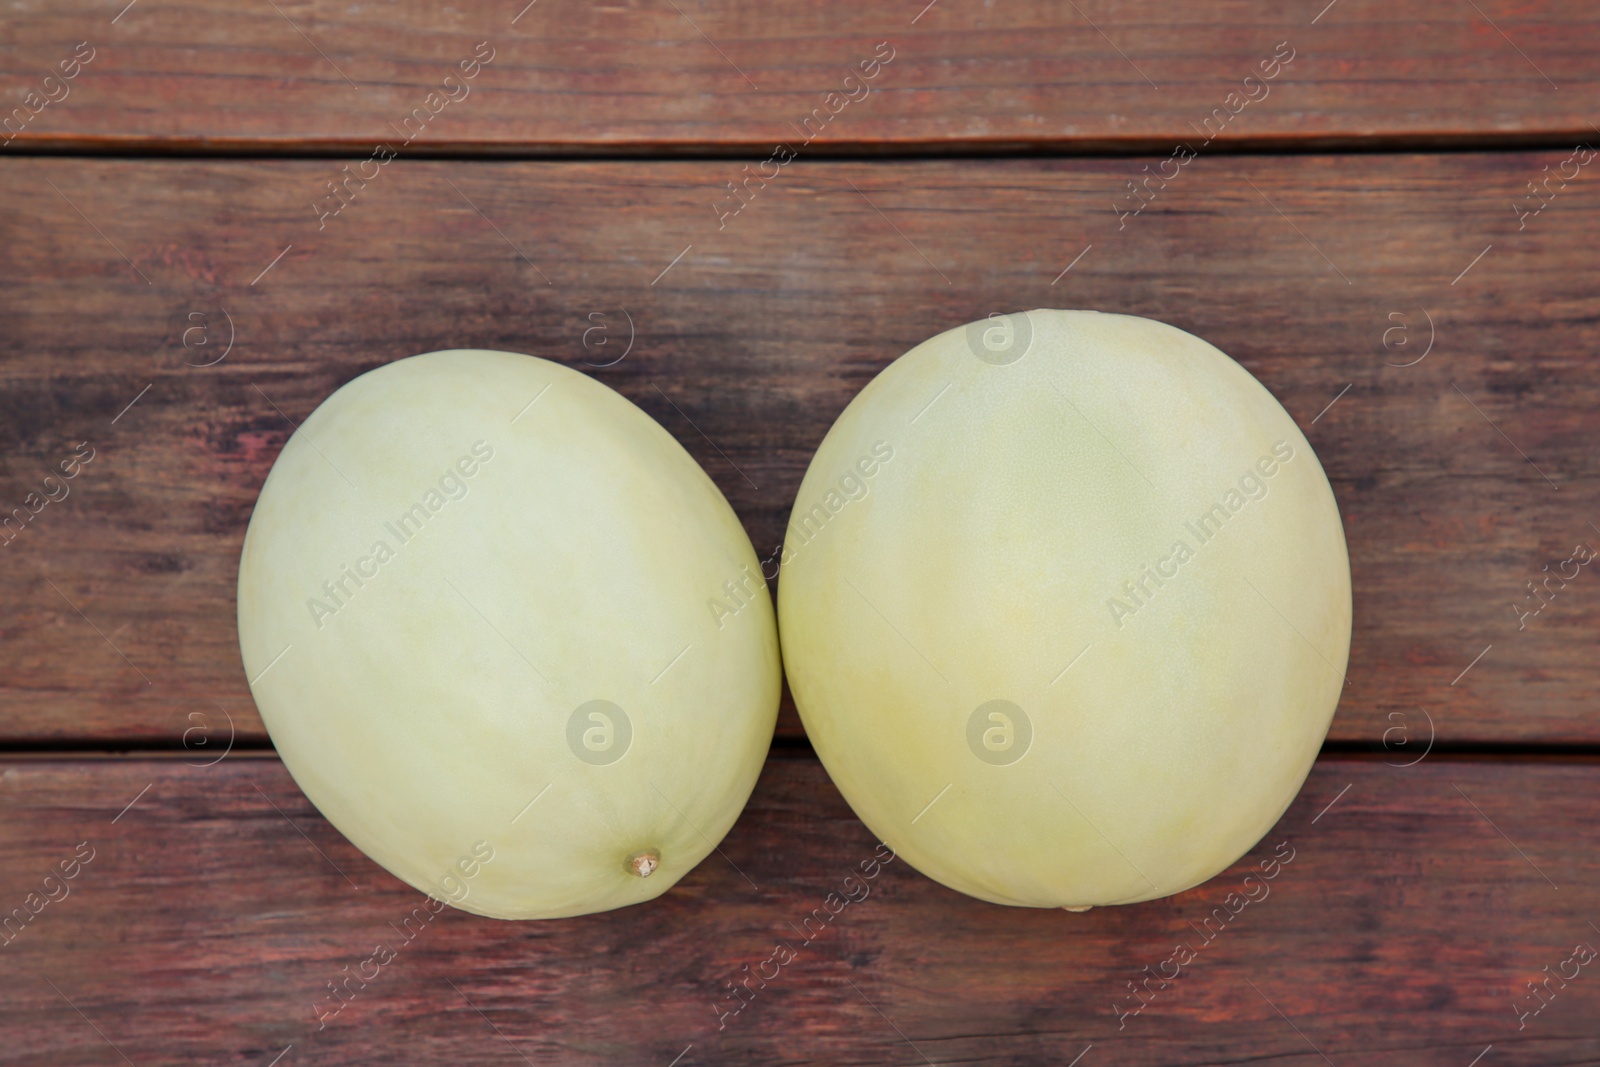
[2,2,1597,1064]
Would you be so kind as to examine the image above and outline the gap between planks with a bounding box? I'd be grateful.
[4,129,1600,163]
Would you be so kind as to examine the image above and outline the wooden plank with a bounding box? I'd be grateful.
[1,1,1597,152]
[0,753,1593,1064]
[0,153,1597,746]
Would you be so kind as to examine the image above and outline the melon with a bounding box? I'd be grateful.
[238,349,780,919]
[777,311,1350,908]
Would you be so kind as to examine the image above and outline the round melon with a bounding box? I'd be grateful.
[238,349,780,919]
[777,311,1350,908]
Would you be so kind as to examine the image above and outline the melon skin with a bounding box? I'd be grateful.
[238,350,780,919]
[777,311,1350,908]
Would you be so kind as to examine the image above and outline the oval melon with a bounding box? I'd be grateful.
[778,311,1350,908]
[238,349,780,919]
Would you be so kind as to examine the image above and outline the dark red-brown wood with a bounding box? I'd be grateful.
[2,9,1598,1066]
[0,1,1597,153]
[1,154,1597,746]
[0,753,1593,1066]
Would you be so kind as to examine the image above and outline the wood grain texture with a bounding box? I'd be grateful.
[0,753,1593,1065]
[0,153,1597,746]
[0,1,1597,152]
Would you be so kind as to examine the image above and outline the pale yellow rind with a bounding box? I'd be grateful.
[238,350,780,919]
[778,311,1350,908]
